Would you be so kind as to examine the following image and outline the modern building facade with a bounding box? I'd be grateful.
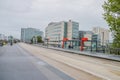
[79,31,94,40]
[84,31,93,40]
[45,21,66,42]
[79,31,93,47]
[83,31,93,47]
[67,20,79,40]
[79,31,85,41]
[45,20,79,45]
[21,28,43,43]
[78,28,109,51]
[92,27,109,45]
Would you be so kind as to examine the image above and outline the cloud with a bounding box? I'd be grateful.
[0,0,108,39]
[0,0,33,12]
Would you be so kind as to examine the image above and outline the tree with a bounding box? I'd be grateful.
[37,36,43,43]
[31,36,43,44]
[103,0,120,48]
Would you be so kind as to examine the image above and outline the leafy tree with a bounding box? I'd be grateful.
[37,36,43,43]
[31,36,43,43]
[103,0,120,48]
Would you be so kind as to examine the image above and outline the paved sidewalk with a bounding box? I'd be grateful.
[33,44,120,62]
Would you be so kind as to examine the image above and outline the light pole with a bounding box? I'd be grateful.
[35,36,37,44]
[46,38,49,48]
[102,32,104,46]
[58,34,60,47]
[47,38,50,48]
[56,37,57,47]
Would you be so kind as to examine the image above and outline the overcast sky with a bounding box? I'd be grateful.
[0,0,108,39]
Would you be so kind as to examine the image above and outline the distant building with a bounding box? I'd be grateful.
[45,20,79,45]
[0,34,4,40]
[0,34,7,41]
[8,36,13,42]
[67,20,79,40]
[21,28,43,43]
[92,34,101,43]
[79,31,85,40]
[92,27,109,45]
[82,31,93,47]
[79,31,93,40]
[84,31,93,40]
[45,21,66,43]
[79,31,101,47]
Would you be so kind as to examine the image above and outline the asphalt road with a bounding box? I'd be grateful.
[20,43,120,80]
[0,44,74,80]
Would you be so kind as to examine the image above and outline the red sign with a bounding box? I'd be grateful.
[80,38,88,51]
[63,38,69,41]
[81,38,88,41]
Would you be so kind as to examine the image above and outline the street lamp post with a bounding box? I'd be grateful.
[102,32,104,46]
[47,38,50,48]
[101,32,105,53]
[56,37,57,47]
[47,38,48,48]
[58,34,60,47]
[35,36,37,44]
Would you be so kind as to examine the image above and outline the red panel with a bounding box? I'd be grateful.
[63,38,69,41]
[82,38,88,41]
[80,38,88,51]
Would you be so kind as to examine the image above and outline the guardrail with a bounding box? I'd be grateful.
[32,42,120,55]
[108,48,120,55]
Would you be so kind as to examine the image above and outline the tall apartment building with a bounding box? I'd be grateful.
[92,27,109,45]
[45,20,79,45]
[21,28,43,43]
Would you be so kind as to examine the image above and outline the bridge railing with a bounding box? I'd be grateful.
[106,48,120,55]
[42,40,120,55]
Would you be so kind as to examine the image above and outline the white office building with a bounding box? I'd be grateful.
[45,20,79,45]
[92,27,109,45]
